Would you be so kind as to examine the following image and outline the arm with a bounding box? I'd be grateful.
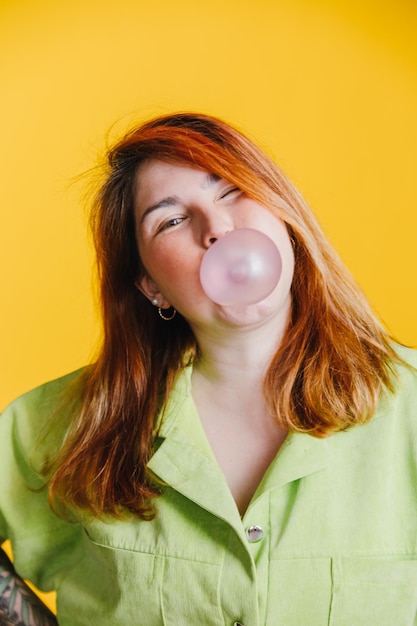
[0,547,58,626]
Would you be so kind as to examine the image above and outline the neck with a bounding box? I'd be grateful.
[194,324,278,383]
[190,298,291,414]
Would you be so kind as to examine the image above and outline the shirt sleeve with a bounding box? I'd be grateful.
[0,371,85,591]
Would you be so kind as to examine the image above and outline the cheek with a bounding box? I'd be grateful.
[138,238,173,276]
[272,223,295,288]
[141,241,200,291]
[269,219,293,256]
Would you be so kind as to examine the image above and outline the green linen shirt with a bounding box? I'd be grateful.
[1,345,417,626]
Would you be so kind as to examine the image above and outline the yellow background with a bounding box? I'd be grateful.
[1,0,417,611]
[1,0,417,410]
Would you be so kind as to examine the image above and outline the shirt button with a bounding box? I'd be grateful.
[234,622,244,626]
[246,524,264,542]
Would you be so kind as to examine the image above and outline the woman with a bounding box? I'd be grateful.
[1,112,416,626]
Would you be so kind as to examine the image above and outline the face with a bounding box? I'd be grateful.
[134,159,294,331]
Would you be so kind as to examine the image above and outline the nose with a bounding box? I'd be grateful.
[201,212,234,249]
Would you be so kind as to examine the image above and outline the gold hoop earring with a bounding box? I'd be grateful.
[158,307,177,321]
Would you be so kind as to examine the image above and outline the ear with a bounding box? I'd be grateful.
[135,275,172,309]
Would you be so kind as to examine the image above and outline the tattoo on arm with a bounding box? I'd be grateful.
[0,548,58,626]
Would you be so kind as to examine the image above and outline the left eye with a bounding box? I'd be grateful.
[220,186,240,199]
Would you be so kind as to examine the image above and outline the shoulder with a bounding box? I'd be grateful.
[0,368,88,461]
[391,343,417,392]
[393,343,417,368]
[373,344,417,433]
[3,368,87,415]
[3,367,87,414]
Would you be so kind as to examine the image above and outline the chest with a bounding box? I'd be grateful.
[195,405,287,515]
[67,450,417,626]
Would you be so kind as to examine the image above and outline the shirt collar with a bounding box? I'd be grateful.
[148,366,329,526]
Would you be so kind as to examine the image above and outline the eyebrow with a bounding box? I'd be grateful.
[140,196,179,224]
[203,172,220,188]
[139,172,221,224]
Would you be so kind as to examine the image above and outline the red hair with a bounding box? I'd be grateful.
[45,113,400,519]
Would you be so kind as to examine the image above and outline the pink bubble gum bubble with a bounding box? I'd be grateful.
[200,228,282,306]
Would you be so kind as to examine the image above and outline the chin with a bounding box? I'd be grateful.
[216,300,277,325]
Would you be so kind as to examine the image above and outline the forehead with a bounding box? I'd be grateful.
[134,159,222,215]
[135,159,218,189]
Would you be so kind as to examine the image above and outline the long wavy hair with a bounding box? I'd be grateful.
[46,112,399,519]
